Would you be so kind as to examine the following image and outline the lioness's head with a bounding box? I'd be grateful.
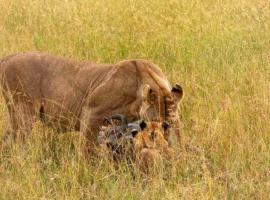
[139,83,184,143]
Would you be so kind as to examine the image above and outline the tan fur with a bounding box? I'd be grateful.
[134,122,174,172]
[134,122,174,169]
[0,52,183,150]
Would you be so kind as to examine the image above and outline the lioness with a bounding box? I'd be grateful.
[0,52,183,150]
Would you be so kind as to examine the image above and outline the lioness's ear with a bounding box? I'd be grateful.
[139,120,147,130]
[142,84,155,104]
[171,83,183,103]
[162,121,170,131]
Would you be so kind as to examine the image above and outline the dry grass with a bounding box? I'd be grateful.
[0,0,270,199]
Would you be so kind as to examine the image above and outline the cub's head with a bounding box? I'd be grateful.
[133,121,170,151]
[132,121,174,169]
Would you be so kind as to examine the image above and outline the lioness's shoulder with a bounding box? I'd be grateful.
[116,59,164,76]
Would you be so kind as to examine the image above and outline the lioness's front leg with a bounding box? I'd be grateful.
[79,106,104,156]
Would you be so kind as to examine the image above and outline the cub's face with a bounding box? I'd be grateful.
[133,121,170,150]
[133,121,174,169]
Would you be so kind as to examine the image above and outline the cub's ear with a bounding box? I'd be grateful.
[142,84,156,104]
[139,120,147,130]
[171,83,183,103]
[162,121,170,131]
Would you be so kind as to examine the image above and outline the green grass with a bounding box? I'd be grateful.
[0,0,269,199]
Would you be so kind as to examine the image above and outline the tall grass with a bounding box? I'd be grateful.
[0,0,269,199]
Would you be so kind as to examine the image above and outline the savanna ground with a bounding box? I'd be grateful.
[0,0,269,199]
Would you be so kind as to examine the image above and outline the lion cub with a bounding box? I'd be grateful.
[98,114,174,169]
[133,121,174,169]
